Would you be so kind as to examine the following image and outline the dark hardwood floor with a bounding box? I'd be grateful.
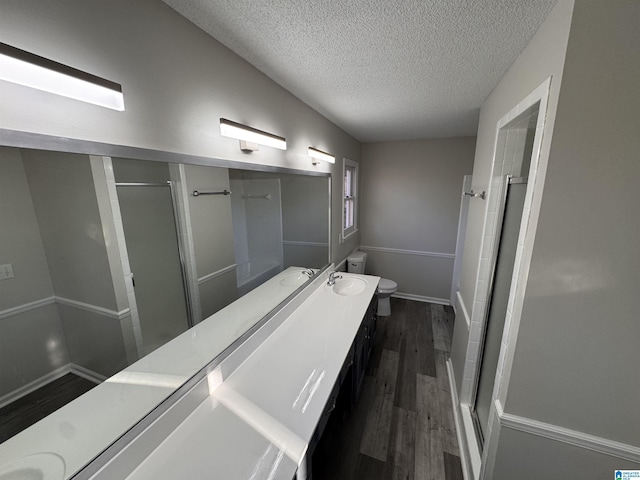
[0,373,97,444]
[313,298,463,480]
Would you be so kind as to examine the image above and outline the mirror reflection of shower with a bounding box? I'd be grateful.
[231,177,284,296]
[112,158,192,356]
[0,148,330,445]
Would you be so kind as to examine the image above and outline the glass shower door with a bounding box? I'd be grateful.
[116,183,191,355]
[473,176,527,441]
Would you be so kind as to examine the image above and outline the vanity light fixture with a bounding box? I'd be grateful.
[0,42,125,111]
[219,118,287,150]
[308,147,335,165]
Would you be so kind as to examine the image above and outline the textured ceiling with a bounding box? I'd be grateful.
[162,0,557,142]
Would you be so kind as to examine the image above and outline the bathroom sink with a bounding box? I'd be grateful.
[279,271,311,287]
[331,277,367,296]
[0,453,65,480]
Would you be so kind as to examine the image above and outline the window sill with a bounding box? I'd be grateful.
[342,228,358,242]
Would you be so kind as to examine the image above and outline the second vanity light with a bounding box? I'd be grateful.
[219,118,287,151]
[308,147,335,165]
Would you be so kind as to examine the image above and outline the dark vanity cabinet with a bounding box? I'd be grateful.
[351,292,377,408]
[307,291,378,478]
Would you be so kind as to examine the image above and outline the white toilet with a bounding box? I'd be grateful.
[347,251,397,316]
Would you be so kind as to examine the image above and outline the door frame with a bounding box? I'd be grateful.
[457,77,553,479]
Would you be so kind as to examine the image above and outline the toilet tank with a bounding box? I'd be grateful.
[347,251,367,274]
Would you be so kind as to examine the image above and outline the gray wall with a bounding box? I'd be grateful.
[501,0,640,453]
[22,151,119,310]
[0,148,69,397]
[451,0,640,477]
[22,151,128,377]
[0,0,361,266]
[281,174,330,269]
[360,138,475,301]
[0,149,55,307]
[450,0,573,394]
[183,164,238,319]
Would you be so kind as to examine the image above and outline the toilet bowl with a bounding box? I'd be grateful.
[346,251,397,316]
[376,277,398,316]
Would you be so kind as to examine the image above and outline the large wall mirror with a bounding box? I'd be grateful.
[0,138,330,477]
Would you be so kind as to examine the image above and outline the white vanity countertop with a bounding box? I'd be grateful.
[120,272,380,480]
[0,267,318,480]
[124,398,299,480]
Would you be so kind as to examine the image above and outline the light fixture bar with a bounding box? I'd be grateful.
[308,146,335,164]
[0,42,124,111]
[219,118,286,150]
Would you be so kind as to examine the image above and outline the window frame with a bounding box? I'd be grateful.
[342,158,359,240]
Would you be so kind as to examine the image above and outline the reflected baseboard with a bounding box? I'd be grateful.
[0,363,104,409]
[391,292,450,305]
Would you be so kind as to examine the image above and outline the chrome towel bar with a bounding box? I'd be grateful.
[192,189,231,196]
[464,190,486,199]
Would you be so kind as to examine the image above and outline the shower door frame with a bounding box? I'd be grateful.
[470,174,528,446]
[455,77,553,480]
[114,180,194,356]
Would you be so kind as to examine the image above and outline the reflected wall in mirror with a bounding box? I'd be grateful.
[0,146,330,446]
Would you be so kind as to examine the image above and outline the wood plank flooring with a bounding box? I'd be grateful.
[313,298,461,480]
[0,373,97,444]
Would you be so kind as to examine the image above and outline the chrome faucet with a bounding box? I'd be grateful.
[327,271,343,286]
[302,268,315,278]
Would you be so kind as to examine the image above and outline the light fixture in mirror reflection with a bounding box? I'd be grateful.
[0,144,329,477]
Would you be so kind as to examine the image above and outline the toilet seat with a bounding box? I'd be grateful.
[378,278,397,293]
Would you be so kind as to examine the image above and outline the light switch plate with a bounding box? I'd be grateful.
[0,263,15,280]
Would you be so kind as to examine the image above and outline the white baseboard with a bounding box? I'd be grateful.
[391,292,450,305]
[0,363,104,409]
[0,365,69,409]
[495,400,640,464]
[70,363,107,384]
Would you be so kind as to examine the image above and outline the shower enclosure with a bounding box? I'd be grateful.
[115,182,191,355]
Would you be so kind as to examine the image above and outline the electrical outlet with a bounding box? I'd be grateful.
[0,263,15,280]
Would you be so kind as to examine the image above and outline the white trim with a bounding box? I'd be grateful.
[197,263,237,285]
[0,296,129,322]
[70,363,107,384]
[447,359,473,480]
[456,290,471,329]
[461,404,483,478]
[359,245,455,259]
[391,292,450,306]
[55,296,130,320]
[0,365,69,409]
[341,228,359,242]
[282,240,329,248]
[342,158,358,239]
[495,400,640,463]
[0,363,104,409]
[0,296,56,320]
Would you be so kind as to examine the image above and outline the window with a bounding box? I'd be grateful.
[342,158,358,240]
